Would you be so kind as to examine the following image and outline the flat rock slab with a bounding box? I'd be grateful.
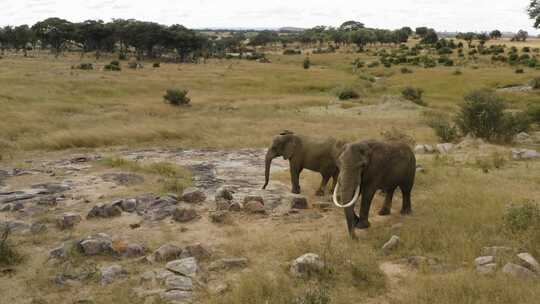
[166,257,198,276]
[165,275,193,291]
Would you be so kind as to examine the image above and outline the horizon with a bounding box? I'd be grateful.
[1,0,540,34]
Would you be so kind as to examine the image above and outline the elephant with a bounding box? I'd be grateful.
[332,140,416,238]
[262,131,346,196]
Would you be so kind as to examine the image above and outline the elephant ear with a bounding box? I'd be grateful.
[283,135,300,160]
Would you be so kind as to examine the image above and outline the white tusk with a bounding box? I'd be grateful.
[333,182,360,208]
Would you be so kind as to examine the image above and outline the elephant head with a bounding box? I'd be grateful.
[262,131,301,190]
[333,143,371,208]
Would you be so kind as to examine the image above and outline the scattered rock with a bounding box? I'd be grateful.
[382,235,400,254]
[181,187,206,203]
[125,243,146,258]
[228,202,243,212]
[87,203,122,219]
[208,281,229,295]
[515,132,532,144]
[474,256,495,267]
[476,263,497,275]
[153,244,183,262]
[502,263,538,279]
[215,199,231,211]
[244,201,265,214]
[517,253,540,273]
[165,275,193,291]
[183,243,211,260]
[56,213,82,230]
[78,233,113,256]
[100,264,127,285]
[243,195,263,204]
[208,257,249,271]
[414,144,435,154]
[290,253,324,278]
[30,222,47,234]
[215,187,234,201]
[160,290,193,303]
[209,211,230,223]
[166,257,198,276]
[102,173,144,186]
[481,246,513,256]
[172,208,199,223]
[511,149,540,160]
[49,241,76,260]
[290,195,308,210]
[120,199,138,212]
[436,143,454,154]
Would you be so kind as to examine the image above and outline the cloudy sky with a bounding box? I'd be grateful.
[1,0,538,33]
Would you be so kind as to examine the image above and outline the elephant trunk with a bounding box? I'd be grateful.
[333,168,361,208]
[262,150,275,189]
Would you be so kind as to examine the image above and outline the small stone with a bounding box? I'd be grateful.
[56,213,82,230]
[290,253,324,278]
[181,188,206,203]
[125,243,145,258]
[228,202,243,212]
[160,290,193,302]
[382,235,400,254]
[511,149,540,160]
[215,187,234,201]
[121,199,137,212]
[183,243,211,260]
[474,256,495,267]
[153,244,182,262]
[100,264,127,285]
[87,203,122,219]
[172,208,199,223]
[414,144,435,154]
[517,253,540,273]
[476,263,497,275]
[243,195,263,204]
[208,257,249,271]
[244,201,265,214]
[481,246,513,256]
[78,233,113,256]
[30,222,47,234]
[139,271,156,283]
[156,269,176,281]
[165,275,193,291]
[436,143,454,154]
[166,257,198,276]
[290,195,308,210]
[210,211,230,223]
[502,263,538,279]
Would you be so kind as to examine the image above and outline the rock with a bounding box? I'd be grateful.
[290,195,308,209]
[181,188,206,203]
[502,263,538,279]
[156,269,176,281]
[312,202,331,211]
[208,257,249,271]
[215,187,234,201]
[0,204,11,212]
[215,199,231,211]
[0,220,30,233]
[474,256,495,267]
[208,281,229,295]
[290,253,324,278]
[172,208,199,223]
[78,233,113,256]
[160,290,193,302]
[210,211,230,223]
[125,243,145,258]
[133,288,165,299]
[165,275,193,291]
[87,203,122,219]
[100,264,127,285]
[512,149,540,160]
[166,257,198,276]
[49,242,74,259]
[515,132,532,143]
[139,271,156,283]
[228,202,243,212]
[382,235,400,254]
[436,143,454,154]
[183,243,211,260]
[481,246,513,256]
[517,253,540,273]
[476,263,497,275]
[414,144,435,154]
[153,244,183,262]
[30,222,47,234]
[13,202,24,211]
[244,201,265,214]
[416,165,426,173]
[56,213,82,230]
[121,199,137,212]
[102,173,144,186]
[243,195,263,204]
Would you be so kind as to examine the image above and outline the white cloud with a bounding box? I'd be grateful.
[0,0,538,34]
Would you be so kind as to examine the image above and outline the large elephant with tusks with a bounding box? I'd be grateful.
[333,140,416,238]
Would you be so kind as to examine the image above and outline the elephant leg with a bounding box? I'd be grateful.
[400,184,413,215]
[379,188,396,216]
[316,174,330,196]
[356,187,377,229]
[344,205,359,239]
[290,165,301,194]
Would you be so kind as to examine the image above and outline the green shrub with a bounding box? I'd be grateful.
[0,228,22,267]
[402,87,426,106]
[527,104,540,123]
[530,77,540,89]
[153,62,160,68]
[73,63,94,70]
[367,61,380,68]
[303,57,310,69]
[400,67,413,74]
[359,74,376,82]
[515,68,524,74]
[283,49,301,55]
[164,89,191,106]
[429,119,459,142]
[453,69,462,75]
[104,60,121,71]
[352,58,365,68]
[504,202,540,233]
[336,86,360,100]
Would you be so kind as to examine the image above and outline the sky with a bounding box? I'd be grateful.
[1,0,539,34]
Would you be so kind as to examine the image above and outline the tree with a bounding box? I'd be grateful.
[415,27,429,38]
[476,33,489,45]
[420,29,438,44]
[249,30,278,46]
[490,30,502,39]
[512,30,528,42]
[529,0,540,28]
[401,27,413,36]
[74,20,113,59]
[31,18,74,57]
[394,28,411,43]
[339,20,364,31]
[459,32,476,48]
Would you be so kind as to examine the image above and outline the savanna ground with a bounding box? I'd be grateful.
[1,37,540,304]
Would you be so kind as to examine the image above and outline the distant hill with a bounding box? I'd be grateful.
[278,27,305,32]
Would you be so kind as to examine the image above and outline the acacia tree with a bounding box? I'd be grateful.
[415,27,429,38]
[490,30,502,39]
[31,18,74,57]
[529,0,540,28]
[340,20,364,31]
[512,30,528,42]
[420,29,438,44]
[74,20,113,59]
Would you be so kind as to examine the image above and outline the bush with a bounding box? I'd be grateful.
[455,90,530,142]
[504,202,540,233]
[336,86,360,100]
[104,60,121,71]
[400,67,413,74]
[164,89,191,106]
[401,87,426,106]
[73,63,94,70]
[283,49,301,55]
[527,104,540,123]
[153,62,160,68]
[352,58,365,68]
[515,68,524,74]
[367,61,380,68]
[303,57,311,69]
[0,227,22,267]
[430,119,459,142]
[381,127,416,147]
[453,69,462,75]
